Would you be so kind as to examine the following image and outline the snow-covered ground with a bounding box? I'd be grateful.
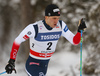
[0,49,87,76]
[47,50,87,76]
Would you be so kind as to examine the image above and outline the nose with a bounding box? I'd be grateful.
[55,18,59,23]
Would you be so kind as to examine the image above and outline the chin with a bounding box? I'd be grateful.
[52,26,56,28]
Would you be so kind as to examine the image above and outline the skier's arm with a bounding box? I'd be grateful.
[62,21,81,45]
[62,19,86,45]
[10,24,35,60]
[5,24,36,74]
[73,18,87,44]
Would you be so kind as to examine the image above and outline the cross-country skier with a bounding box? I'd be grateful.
[5,4,86,76]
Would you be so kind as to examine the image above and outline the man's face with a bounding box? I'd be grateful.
[45,16,60,28]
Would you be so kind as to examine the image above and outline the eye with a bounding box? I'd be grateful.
[53,18,58,20]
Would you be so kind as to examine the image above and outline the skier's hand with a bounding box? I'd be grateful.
[78,18,87,33]
[5,59,17,74]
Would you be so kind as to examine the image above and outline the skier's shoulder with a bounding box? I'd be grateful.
[58,20,67,28]
[59,20,68,27]
[26,20,40,29]
[59,20,66,25]
[28,22,37,27]
[27,20,43,30]
[58,20,69,32]
[28,20,42,27]
[59,20,66,23]
[58,20,62,27]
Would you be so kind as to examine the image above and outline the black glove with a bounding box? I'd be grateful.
[78,18,87,33]
[5,59,17,74]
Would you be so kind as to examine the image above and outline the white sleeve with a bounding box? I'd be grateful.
[61,21,75,44]
[15,24,35,44]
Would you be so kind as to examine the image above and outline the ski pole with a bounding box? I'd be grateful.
[0,71,6,75]
[80,30,83,76]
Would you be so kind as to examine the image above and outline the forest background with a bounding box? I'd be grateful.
[0,0,100,76]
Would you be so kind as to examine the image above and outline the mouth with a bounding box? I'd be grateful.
[54,24,57,26]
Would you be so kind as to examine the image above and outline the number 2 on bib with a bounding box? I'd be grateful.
[47,42,52,50]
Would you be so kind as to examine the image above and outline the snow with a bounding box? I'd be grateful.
[62,9,67,13]
[47,49,87,76]
[67,13,74,18]
[0,49,87,76]
[75,8,84,14]
[88,3,100,17]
